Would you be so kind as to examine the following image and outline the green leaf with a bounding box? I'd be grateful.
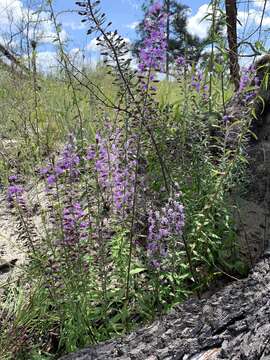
[130,268,146,275]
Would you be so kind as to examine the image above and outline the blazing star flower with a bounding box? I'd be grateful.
[149,1,163,13]
[62,202,89,245]
[222,114,232,123]
[7,184,26,209]
[87,146,96,160]
[239,65,259,93]
[176,56,186,67]
[191,71,203,92]
[87,129,137,216]
[239,72,250,92]
[40,166,51,177]
[40,140,81,188]
[138,1,167,73]
[8,175,18,182]
[147,198,185,269]
[47,175,56,186]
[191,71,209,100]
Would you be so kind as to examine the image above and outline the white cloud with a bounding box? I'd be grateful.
[63,21,85,31]
[35,51,59,73]
[254,0,270,10]
[0,1,68,46]
[30,18,68,44]
[87,38,99,52]
[120,0,140,10]
[34,48,96,73]
[126,21,139,30]
[0,0,24,26]
[238,8,270,28]
[187,4,212,39]
[69,47,100,69]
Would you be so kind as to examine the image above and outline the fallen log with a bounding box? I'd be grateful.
[59,256,270,360]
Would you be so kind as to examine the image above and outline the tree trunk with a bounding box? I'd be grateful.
[225,0,240,91]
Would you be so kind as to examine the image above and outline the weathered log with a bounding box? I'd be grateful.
[59,256,270,360]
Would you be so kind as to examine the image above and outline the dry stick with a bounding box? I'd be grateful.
[31,41,41,156]
[213,263,240,281]
[0,42,30,75]
[258,0,267,40]
[209,0,219,112]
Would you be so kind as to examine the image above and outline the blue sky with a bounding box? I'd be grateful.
[50,0,270,56]
[44,0,216,69]
[52,0,209,45]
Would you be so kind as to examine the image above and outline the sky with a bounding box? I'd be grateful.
[0,0,270,72]
[51,0,212,46]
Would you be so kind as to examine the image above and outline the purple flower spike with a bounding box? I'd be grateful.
[47,175,56,185]
[7,184,26,209]
[147,197,185,267]
[138,1,167,74]
[9,175,18,182]
[62,202,89,245]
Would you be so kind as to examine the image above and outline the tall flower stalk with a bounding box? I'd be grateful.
[138,1,168,74]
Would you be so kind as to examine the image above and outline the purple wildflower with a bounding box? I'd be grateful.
[87,145,96,160]
[7,184,26,208]
[40,140,81,188]
[8,175,18,182]
[222,114,232,123]
[62,202,89,245]
[192,71,201,91]
[47,175,56,186]
[87,129,137,216]
[147,198,185,269]
[239,65,259,94]
[176,56,186,67]
[138,1,167,73]
[149,1,163,13]
[239,73,250,92]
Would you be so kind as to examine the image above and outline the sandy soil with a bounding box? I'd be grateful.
[0,194,26,289]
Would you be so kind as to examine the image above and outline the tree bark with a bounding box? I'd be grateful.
[225,0,240,91]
